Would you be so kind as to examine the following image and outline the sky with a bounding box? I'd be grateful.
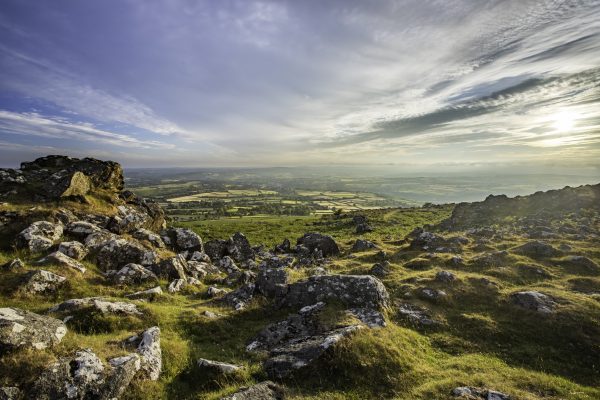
[0,0,599,173]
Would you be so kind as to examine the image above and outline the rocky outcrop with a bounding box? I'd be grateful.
[279,274,389,311]
[440,183,600,230]
[95,238,157,271]
[109,263,158,285]
[296,233,340,257]
[226,232,255,263]
[161,227,203,252]
[0,307,67,351]
[58,241,88,260]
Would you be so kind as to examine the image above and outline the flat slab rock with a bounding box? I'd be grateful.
[220,381,285,400]
[49,297,142,316]
[197,358,242,375]
[37,251,86,273]
[21,270,67,294]
[0,307,66,351]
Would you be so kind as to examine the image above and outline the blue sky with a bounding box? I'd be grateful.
[0,0,599,172]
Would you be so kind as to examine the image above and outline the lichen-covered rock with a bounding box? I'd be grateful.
[451,386,510,399]
[107,205,152,234]
[204,239,228,262]
[15,221,63,253]
[296,233,340,257]
[96,238,156,270]
[512,241,561,258]
[132,228,165,248]
[37,251,86,273]
[220,381,284,400]
[0,307,66,351]
[369,261,391,277]
[256,267,288,298]
[398,303,439,327]
[0,386,22,400]
[226,232,255,263]
[1,258,24,271]
[126,286,163,301]
[123,326,162,380]
[65,221,103,240]
[417,287,448,302]
[279,274,389,311]
[167,279,186,293]
[161,227,203,252]
[58,241,88,260]
[154,255,188,280]
[247,302,363,379]
[21,269,67,294]
[435,270,456,282]
[31,348,140,400]
[409,231,467,253]
[219,256,241,275]
[510,291,556,314]
[110,263,158,285]
[222,283,255,310]
[49,297,142,316]
[197,358,242,375]
[207,286,227,298]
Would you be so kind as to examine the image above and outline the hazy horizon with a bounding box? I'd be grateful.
[1,1,600,174]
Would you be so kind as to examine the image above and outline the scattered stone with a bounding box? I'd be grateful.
[409,231,466,253]
[347,307,386,328]
[202,310,219,319]
[398,303,439,327]
[155,255,188,280]
[403,258,431,270]
[126,286,163,301]
[510,291,556,314]
[187,251,212,263]
[296,233,340,257]
[197,358,242,375]
[351,239,377,252]
[471,251,510,268]
[207,286,227,298]
[123,326,162,380]
[37,251,86,273]
[369,261,391,277]
[1,258,24,270]
[435,270,456,282]
[168,279,186,293]
[220,381,284,400]
[58,241,88,260]
[49,297,142,316]
[0,386,21,400]
[511,241,561,258]
[0,307,66,351]
[356,223,373,234]
[417,287,447,302]
[451,386,510,399]
[562,255,600,273]
[274,238,291,254]
[279,274,389,311]
[110,263,158,285]
[15,221,63,253]
[21,270,67,294]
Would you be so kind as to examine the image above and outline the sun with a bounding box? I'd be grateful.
[552,110,579,132]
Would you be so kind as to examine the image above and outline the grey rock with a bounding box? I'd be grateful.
[355,223,373,234]
[220,381,284,400]
[369,261,391,277]
[126,286,163,301]
[155,255,188,280]
[219,256,241,275]
[167,279,186,293]
[104,354,141,399]
[510,291,556,314]
[83,230,118,252]
[435,270,456,282]
[256,267,288,298]
[197,358,242,375]
[207,286,227,298]
[132,228,165,248]
[21,270,67,294]
[65,221,103,239]
[96,238,157,271]
[110,263,158,285]
[296,233,340,257]
[351,239,377,252]
[1,258,24,270]
[0,307,66,351]
[222,283,255,310]
[58,241,88,260]
[187,251,211,263]
[279,274,389,311]
[15,221,63,253]
[123,326,162,380]
[37,251,86,273]
[562,255,600,273]
[226,232,255,263]
[49,297,142,316]
[398,303,439,327]
[0,387,21,400]
[417,287,447,302]
[161,227,203,252]
[451,386,510,399]
[511,241,560,258]
[107,205,152,234]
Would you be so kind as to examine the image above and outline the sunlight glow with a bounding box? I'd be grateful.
[552,110,579,132]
